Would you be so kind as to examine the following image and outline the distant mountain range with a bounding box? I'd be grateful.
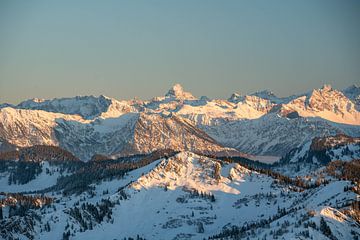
[0,83,359,160]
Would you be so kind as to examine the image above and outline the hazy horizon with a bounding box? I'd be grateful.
[1,0,359,104]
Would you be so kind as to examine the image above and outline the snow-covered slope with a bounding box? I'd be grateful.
[1,152,359,240]
[0,161,68,193]
[280,134,360,164]
[58,113,237,160]
[0,107,84,147]
[202,113,360,156]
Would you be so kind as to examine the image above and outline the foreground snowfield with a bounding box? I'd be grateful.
[2,152,358,240]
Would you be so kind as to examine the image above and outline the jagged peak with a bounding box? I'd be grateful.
[308,84,342,98]
[131,151,228,192]
[250,90,278,100]
[228,92,242,102]
[165,83,196,100]
[319,84,333,92]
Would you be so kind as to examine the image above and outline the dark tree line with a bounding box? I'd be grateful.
[326,159,360,184]
[222,157,326,190]
[45,149,178,196]
[7,161,42,185]
[0,193,53,219]
[0,145,84,186]
[67,198,115,233]
[208,205,299,239]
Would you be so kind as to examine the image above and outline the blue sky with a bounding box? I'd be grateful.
[0,0,359,103]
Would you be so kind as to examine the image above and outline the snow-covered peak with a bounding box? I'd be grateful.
[16,95,120,119]
[250,89,276,99]
[308,85,355,111]
[165,83,196,100]
[249,89,287,104]
[228,92,242,103]
[131,151,241,194]
[276,84,360,125]
[320,84,333,92]
[0,107,84,148]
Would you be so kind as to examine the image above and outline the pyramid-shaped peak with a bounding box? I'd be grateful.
[168,83,184,96]
[165,83,196,99]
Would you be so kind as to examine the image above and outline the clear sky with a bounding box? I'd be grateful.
[0,0,359,104]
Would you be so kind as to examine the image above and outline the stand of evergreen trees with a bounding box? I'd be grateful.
[67,198,115,233]
[45,150,178,196]
[208,206,299,239]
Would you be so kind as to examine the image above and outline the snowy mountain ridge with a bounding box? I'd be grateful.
[0,83,359,159]
[0,107,239,160]
[3,83,359,125]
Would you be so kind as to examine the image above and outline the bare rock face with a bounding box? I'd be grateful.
[0,107,77,147]
[126,113,229,156]
[201,113,351,156]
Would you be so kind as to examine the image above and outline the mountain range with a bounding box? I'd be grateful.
[0,83,359,160]
[0,83,359,240]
